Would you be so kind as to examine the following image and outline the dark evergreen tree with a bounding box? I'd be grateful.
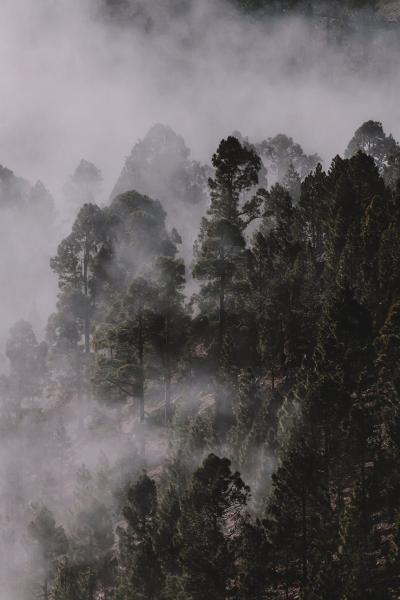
[117,472,163,600]
[345,120,399,175]
[94,276,155,423]
[257,133,321,183]
[282,162,301,203]
[298,162,328,255]
[151,251,188,423]
[193,136,264,367]
[13,118,400,600]
[177,454,250,599]
[29,506,68,600]
[5,320,47,403]
[51,203,108,355]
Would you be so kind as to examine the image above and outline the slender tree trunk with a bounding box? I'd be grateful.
[324,427,331,486]
[257,261,264,370]
[360,418,366,515]
[311,202,316,249]
[164,372,171,425]
[302,491,308,594]
[84,318,90,355]
[360,433,367,588]
[138,316,145,424]
[83,243,90,355]
[218,273,225,365]
[76,350,85,432]
[164,315,171,425]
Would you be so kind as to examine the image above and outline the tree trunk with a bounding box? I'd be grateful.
[302,491,308,592]
[164,372,171,425]
[164,315,171,425]
[138,379,144,423]
[138,316,145,424]
[218,273,225,365]
[83,243,90,355]
[84,316,90,355]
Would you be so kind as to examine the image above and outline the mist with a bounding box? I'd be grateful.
[0,0,398,338]
[1,1,400,598]
[1,0,399,194]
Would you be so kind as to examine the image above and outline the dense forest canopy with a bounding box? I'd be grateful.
[100,0,391,20]
[2,1,400,599]
[1,117,400,599]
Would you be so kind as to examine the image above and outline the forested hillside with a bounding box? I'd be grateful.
[100,0,400,24]
[2,118,400,598]
[3,1,400,599]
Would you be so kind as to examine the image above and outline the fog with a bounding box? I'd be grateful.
[0,0,399,597]
[0,0,399,336]
[1,0,400,196]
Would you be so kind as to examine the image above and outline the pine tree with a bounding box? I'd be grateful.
[298,162,328,255]
[94,276,155,423]
[193,136,264,367]
[266,430,326,597]
[65,466,115,600]
[257,133,320,183]
[154,485,182,596]
[283,162,301,203]
[117,472,163,600]
[28,506,68,600]
[5,320,47,403]
[235,519,270,599]
[345,120,399,174]
[51,203,108,355]
[177,454,250,599]
[339,483,377,600]
[151,251,188,423]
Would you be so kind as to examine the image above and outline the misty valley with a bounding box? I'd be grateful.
[2,1,400,599]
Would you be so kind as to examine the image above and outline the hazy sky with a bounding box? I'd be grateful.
[0,0,399,340]
[1,4,400,597]
[0,0,400,199]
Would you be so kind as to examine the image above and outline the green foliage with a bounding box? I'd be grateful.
[16,126,400,598]
[257,132,321,182]
[345,120,399,176]
[176,454,250,599]
[50,203,109,354]
[193,136,265,370]
[4,320,47,401]
[29,506,68,598]
[117,472,163,599]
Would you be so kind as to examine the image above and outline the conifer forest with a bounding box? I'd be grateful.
[3,1,400,598]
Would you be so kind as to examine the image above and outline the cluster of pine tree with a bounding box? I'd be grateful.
[102,0,382,19]
[3,120,400,598]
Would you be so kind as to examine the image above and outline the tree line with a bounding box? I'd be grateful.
[3,120,400,598]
